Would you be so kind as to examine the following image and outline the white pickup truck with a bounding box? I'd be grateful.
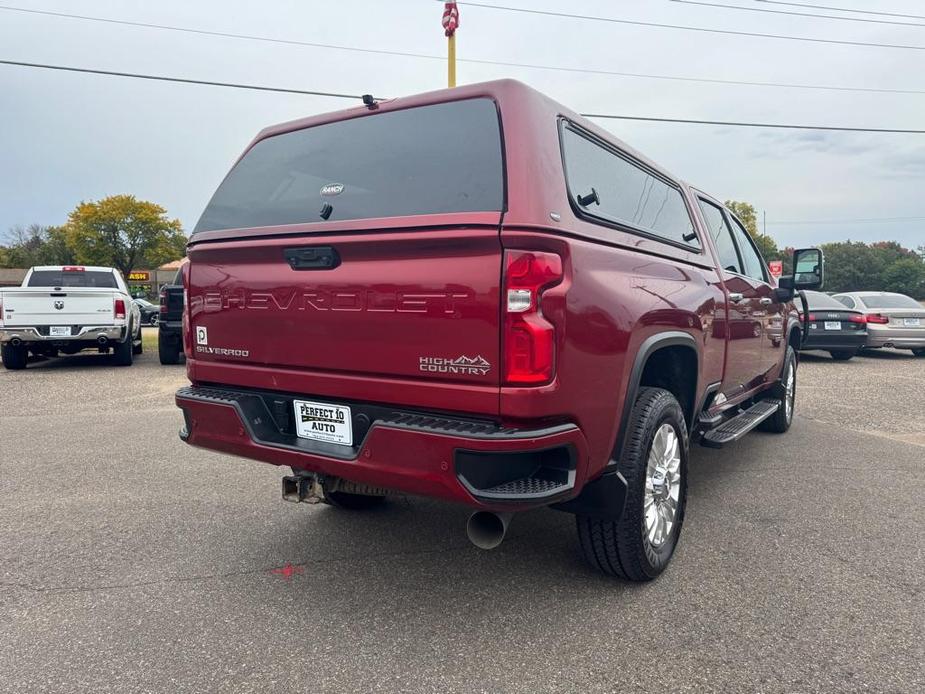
[0,265,142,370]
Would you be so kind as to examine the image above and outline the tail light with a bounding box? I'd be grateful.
[159,289,168,314]
[867,313,890,324]
[806,313,816,322]
[0,297,4,326]
[848,314,867,324]
[114,298,126,320]
[502,250,563,385]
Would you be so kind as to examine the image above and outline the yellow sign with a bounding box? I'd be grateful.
[127,271,150,282]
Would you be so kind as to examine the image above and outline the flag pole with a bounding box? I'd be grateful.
[448,32,456,88]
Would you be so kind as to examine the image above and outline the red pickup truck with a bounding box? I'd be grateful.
[176,80,822,581]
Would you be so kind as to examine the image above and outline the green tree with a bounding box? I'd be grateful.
[881,257,925,298]
[65,195,186,277]
[1,224,76,267]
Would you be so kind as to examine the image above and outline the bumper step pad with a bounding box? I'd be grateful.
[700,399,780,448]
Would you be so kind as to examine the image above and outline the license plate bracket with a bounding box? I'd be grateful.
[293,400,353,446]
[49,326,71,337]
[904,318,921,327]
[824,321,841,330]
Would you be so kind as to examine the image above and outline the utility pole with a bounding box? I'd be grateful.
[441,2,459,87]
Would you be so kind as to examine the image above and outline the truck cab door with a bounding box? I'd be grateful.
[725,214,785,384]
[696,199,764,398]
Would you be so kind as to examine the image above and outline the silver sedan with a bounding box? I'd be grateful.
[832,291,925,357]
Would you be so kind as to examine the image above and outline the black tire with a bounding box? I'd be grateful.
[576,387,688,581]
[1,343,27,370]
[158,333,182,365]
[829,350,855,361]
[113,331,134,366]
[912,349,925,358]
[759,345,796,433]
[323,490,387,510]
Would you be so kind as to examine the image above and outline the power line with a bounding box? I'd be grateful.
[580,112,925,133]
[5,58,925,134]
[1,5,924,97]
[767,216,925,225]
[754,1,925,21]
[458,1,925,50]
[670,0,925,27]
[0,59,370,100]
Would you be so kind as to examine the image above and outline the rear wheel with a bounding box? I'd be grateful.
[158,333,182,365]
[912,349,925,358]
[576,387,688,581]
[1,343,27,370]
[113,331,134,366]
[149,314,159,326]
[829,350,855,361]
[759,345,796,433]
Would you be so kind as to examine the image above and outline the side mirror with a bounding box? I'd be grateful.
[792,247,824,290]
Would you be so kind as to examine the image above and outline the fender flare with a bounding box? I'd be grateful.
[554,330,700,520]
[613,330,700,465]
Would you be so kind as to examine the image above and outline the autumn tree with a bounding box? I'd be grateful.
[65,195,186,277]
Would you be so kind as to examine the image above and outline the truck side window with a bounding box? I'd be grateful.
[697,200,740,274]
[561,125,699,250]
[727,216,767,282]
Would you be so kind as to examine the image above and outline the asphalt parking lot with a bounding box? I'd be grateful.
[1,342,922,693]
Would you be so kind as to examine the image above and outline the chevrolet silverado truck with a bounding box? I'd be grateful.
[0,265,142,369]
[176,80,822,581]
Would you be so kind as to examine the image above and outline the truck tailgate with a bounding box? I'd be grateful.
[2,289,116,326]
[187,225,503,414]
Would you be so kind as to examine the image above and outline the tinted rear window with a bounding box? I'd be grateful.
[194,99,504,233]
[805,291,851,310]
[27,270,117,288]
[859,294,921,309]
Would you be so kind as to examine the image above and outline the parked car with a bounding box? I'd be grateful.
[174,80,822,581]
[158,266,185,365]
[0,265,142,369]
[134,298,160,326]
[798,290,867,360]
[833,291,925,356]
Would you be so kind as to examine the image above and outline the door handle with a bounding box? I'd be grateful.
[728,292,745,303]
[283,246,340,270]
[759,297,773,305]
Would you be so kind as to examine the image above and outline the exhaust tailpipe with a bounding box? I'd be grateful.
[466,511,513,550]
[10,337,22,347]
[97,335,109,345]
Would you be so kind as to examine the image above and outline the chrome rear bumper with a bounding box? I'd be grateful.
[0,325,126,344]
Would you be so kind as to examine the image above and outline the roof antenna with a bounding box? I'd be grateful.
[362,94,378,111]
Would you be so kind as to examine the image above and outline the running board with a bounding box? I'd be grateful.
[700,400,780,448]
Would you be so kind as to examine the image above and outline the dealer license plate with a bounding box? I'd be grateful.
[293,400,353,446]
[904,318,921,327]
[49,326,71,336]
[824,321,841,330]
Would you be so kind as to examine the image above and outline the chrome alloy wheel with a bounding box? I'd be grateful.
[784,360,795,423]
[644,423,682,548]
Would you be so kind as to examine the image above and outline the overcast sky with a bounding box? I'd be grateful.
[2,0,924,248]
